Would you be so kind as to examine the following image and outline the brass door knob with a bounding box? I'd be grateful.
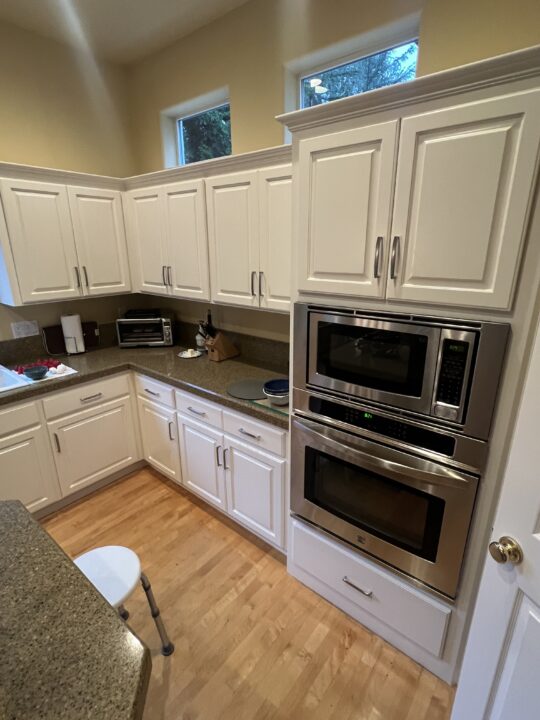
[489,536,523,565]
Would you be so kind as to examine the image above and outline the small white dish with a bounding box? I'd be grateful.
[178,349,203,359]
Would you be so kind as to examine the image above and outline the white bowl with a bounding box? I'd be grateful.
[263,388,289,406]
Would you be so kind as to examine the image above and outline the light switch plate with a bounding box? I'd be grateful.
[11,320,39,338]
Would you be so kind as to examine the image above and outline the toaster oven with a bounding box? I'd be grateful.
[116,311,173,347]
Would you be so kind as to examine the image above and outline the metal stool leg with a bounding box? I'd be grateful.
[118,604,129,621]
[140,572,174,656]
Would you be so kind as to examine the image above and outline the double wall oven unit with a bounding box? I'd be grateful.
[292,304,509,598]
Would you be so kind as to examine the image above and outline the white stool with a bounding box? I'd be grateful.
[74,545,174,656]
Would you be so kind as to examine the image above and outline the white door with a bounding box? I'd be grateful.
[388,89,540,310]
[297,121,398,298]
[0,178,81,302]
[164,179,210,301]
[224,437,285,548]
[452,313,540,719]
[177,414,227,511]
[0,423,61,512]
[123,187,169,295]
[68,186,131,296]
[138,398,181,484]
[48,398,138,496]
[258,165,292,312]
[206,170,260,307]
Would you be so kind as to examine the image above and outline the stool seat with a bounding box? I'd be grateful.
[74,546,141,608]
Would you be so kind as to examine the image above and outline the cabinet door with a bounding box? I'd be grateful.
[297,121,398,298]
[138,398,181,484]
[68,186,131,296]
[388,89,540,309]
[0,179,81,303]
[164,179,210,301]
[48,398,138,497]
[0,423,61,512]
[123,187,169,295]
[177,414,227,511]
[225,437,285,548]
[206,170,259,307]
[258,165,292,312]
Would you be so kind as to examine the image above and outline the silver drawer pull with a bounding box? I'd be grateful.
[144,388,160,397]
[215,445,222,467]
[80,392,103,403]
[239,428,261,441]
[187,406,206,417]
[342,576,373,598]
[168,421,175,441]
[53,433,61,453]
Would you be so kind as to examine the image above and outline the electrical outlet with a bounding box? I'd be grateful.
[11,320,39,338]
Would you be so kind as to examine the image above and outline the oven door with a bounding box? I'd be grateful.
[291,417,478,598]
[308,312,441,415]
[116,319,165,347]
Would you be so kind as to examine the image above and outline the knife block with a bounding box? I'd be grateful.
[205,332,239,362]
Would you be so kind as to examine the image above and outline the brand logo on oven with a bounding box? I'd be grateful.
[356,534,367,545]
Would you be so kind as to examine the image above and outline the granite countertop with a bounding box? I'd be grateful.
[0,346,290,429]
[0,500,151,720]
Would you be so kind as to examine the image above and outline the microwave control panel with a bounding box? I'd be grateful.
[433,332,475,423]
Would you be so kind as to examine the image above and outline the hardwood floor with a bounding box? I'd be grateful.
[42,469,455,720]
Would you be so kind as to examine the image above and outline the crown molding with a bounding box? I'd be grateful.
[0,161,124,190]
[277,44,540,133]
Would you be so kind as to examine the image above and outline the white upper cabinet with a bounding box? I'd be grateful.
[68,186,131,296]
[163,179,210,301]
[388,90,540,309]
[124,187,169,296]
[206,170,260,307]
[297,122,398,299]
[0,179,81,303]
[258,165,293,312]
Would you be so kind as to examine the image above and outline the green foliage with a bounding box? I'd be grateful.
[302,42,418,108]
[180,104,231,164]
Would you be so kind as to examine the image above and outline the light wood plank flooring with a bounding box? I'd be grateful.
[42,469,454,720]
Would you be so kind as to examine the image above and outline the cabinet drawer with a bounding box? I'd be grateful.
[43,374,130,420]
[135,374,175,408]
[175,391,222,429]
[290,519,451,658]
[0,402,41,436]
[223,410,286,457]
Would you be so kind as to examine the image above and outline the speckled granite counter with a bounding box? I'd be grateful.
[0,500,151,720]
[0,347,289,429]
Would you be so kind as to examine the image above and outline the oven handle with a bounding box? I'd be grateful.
[293,417,474,490]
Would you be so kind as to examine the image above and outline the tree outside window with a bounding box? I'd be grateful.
[177,103,232,165]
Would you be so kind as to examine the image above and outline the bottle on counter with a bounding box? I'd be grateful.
[205,311,217,339]
[196,322,207,351]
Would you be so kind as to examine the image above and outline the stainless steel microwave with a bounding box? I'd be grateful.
[116,316,173,347]
[293,304,509,441]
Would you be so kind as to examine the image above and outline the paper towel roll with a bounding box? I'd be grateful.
[61,314,85,354]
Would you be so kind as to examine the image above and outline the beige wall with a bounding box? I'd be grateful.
[0,20,134,176]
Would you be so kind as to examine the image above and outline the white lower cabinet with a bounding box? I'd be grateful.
[138,398,181,484]
[0,402,61,512]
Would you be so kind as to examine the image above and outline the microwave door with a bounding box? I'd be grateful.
[308,313,441,415]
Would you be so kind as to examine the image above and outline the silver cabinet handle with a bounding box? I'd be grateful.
[259,271,264,297]
[223,447,230,470]
[390,236,400,280]
[53,433,61,453]
[168,421,175,441]
[239,428,261,441]
[374,236,383,279]
[216,445,222,467]
[80,392,103,403]
[144,388,159,397]
[82,265,89,288]
[74,266,81,288]
[342,576,373,598]
[251,270,257,296]
[187,406,206,417]
[167,266,173,287]
[162,265,167,286]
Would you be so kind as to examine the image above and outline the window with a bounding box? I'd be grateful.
[300,40,418,109]
[177,103,232,165]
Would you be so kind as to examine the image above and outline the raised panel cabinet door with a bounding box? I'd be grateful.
[0,424,61,512]
[258,165,292,312]
[206,170,260,307]
[48,398,138,497]
[297,120,398,298]
[177,414,227,511]
[68,186,131,296]
[138,398,181,484]
[123,187,169,295]
[388,89,540,309]
[164,179,210,301]
[0,179,81,303]
[224,438,285,548]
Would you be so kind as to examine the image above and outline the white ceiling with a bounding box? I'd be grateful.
[0,0,252,64]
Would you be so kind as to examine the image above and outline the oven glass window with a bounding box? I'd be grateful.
[118,321,164,343]
[316,323,428,396]
[305,447,444,561]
